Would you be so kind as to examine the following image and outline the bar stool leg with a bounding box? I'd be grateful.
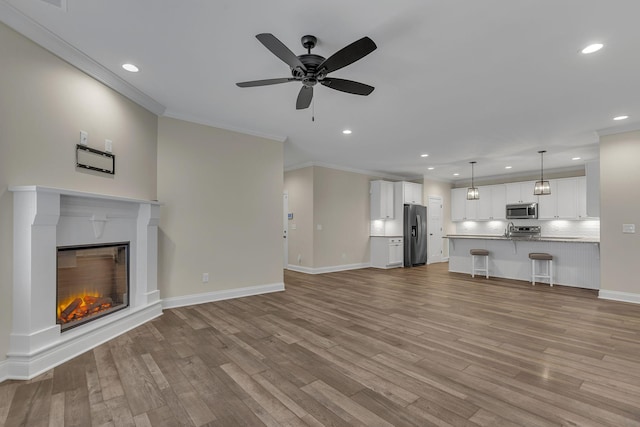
[484,255,488,279]
[471,255,475,278]
[549,260,553,287]
[531,259,536,286]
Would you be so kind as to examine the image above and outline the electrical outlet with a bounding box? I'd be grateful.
[105,139,113,153]
[79,130,88,145]
[623,224,636,234]
[297,254,302,264]
[202,273,209,283]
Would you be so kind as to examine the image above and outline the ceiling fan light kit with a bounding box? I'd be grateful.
[236,33,377,110]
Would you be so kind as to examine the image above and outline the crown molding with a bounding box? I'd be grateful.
[0,1,166,115]
[284,162,412,181]
[163,110,287,143]
[597,120,640,137]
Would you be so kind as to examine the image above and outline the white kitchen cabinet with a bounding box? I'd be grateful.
[451,187,478,221]
[403,182,423,205]
[538,178,578,219]
[370,180,394,219]
[585,161,600,218]
[577,177,589,219]
[477,185,506,220]
[505,181,539,204]
[370,237,404,268]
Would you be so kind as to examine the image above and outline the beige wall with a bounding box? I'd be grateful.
[284,166,379,269]
[599,131,640,295]
[313,167,372,268]
[283,167,314,267]
[0,22,158,361]
[157,117,283,298]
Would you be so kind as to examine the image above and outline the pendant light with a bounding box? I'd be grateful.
[467,161,479,200]
[533,150,551,195]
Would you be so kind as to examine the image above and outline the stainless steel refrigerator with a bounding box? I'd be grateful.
[404,204,427,266]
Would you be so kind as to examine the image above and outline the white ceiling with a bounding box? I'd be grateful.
[3,0,640,181]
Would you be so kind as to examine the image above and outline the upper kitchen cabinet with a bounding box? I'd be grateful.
[477,185,506,220]
[370,180,394,219]
[402,182,423,205]
[505,181,539,204]
[451,187,478,221]
[585,160,600,218]
[538,177,582,219]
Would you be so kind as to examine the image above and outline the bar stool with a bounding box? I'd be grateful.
[529,253,553,286]
[470,249,489,278]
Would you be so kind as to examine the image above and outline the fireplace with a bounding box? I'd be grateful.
[57,242,130,331]
[7,186,162,381]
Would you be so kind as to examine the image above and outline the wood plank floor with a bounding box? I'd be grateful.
[2,263,640,426]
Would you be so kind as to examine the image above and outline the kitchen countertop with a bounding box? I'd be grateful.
[445,234,599,243]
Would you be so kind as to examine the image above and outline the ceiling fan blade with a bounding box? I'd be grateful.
[256,33,307,71]
[236,78,295,87]
[318,36,377,74]
[296,86,313,110]
[321,78,374,95]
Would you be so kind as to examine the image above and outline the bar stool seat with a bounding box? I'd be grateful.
[470,249,489,278]
[529,252,553,286]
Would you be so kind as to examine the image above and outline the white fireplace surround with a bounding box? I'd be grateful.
[7,186,162,380]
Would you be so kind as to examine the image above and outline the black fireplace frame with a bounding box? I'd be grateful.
[56,241,130,331]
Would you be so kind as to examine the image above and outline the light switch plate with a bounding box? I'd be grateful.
[623,224,636,234]
[79,130,88,145]
[105,139,113,153]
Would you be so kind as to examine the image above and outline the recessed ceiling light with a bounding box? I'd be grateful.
[453,173,460,176]
[427,167,434,170]
[613,115,629,121]
[342,129,352,135]
[572,157,581,161]
[505,166,512,169]
[420,154,429,158]
[122,63,139,72]
[581,43,603,54]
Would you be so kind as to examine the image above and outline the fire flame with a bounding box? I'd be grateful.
[57,291,113,324]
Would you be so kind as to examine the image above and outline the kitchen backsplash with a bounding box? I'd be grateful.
[455,219,600,238]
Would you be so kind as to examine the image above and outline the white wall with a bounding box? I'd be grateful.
[599,131,640,298]
[157,117,283,299]
[0,22,158,362]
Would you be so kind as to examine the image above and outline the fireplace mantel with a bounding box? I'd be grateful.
[7,186,162,380]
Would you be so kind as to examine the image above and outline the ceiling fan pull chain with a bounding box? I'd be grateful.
[312,96,315,122]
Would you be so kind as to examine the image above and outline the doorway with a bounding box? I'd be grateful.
[427,196,443,264]
[283,192,289,269]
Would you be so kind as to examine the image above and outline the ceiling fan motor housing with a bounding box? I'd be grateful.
[292,54,326,85]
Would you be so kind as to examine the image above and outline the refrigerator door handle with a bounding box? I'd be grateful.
[416,214,422,244]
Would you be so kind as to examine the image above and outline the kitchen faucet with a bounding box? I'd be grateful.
[506,221,515,237]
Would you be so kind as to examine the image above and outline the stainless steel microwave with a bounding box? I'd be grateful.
[506,203,538,219]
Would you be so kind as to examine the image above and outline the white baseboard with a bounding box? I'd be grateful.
[0,359,8,383]
[598,290,640,305]
[286,262,370,275]
[5,302,162,382]
[161,282,285,309]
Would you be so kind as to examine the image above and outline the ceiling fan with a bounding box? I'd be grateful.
[236,33,377,110]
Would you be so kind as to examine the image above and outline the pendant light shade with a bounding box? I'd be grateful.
[467,161,479,200]
[533,150,551,195]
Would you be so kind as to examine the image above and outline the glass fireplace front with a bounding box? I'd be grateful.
[56,242,129,331]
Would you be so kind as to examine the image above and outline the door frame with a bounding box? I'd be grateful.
[283,192,288,269]
[427,195,443,264]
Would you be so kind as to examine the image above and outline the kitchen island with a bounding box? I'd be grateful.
[446,235,600,289]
